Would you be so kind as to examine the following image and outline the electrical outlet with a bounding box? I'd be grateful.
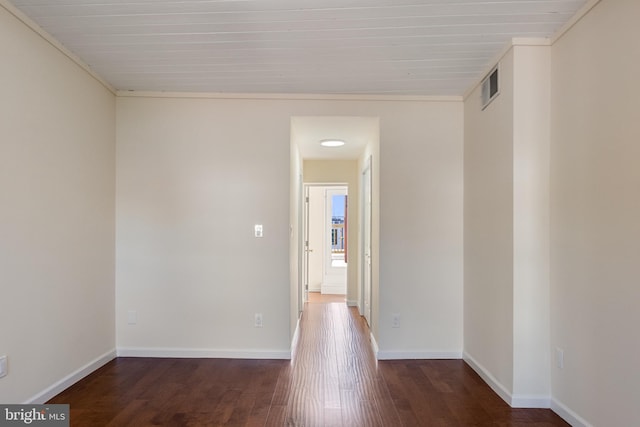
[254,224,263,238]
[0,355,7,378]
[392,313,400,328]
[254,313,263,328]
[556,348,564,369]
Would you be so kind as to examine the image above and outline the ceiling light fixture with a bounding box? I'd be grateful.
[320,139,346,147]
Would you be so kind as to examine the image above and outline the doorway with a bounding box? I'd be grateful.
[304,184,348,297]
[290,115,379,346]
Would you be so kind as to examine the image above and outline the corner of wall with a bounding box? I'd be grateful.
[24,350,116,404]
[550,398,593,427]
[463,352,513,406]
[0,0,115,94]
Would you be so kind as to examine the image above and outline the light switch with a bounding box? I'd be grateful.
[254,224,263,238]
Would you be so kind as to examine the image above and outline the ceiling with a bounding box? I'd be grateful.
[9,0,587,96]
[292,116,378,160]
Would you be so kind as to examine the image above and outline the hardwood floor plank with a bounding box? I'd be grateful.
[263,405,286,427]
[48,294,569,426]
[368,377,403,427]
[244,392,276,427]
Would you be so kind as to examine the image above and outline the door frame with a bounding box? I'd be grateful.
[361,156,373,326]
[322,186,348,294]
[299,180,308,315]
[301,182,349,305]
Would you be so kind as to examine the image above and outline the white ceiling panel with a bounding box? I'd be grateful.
[7,0,588,95]
[292,116,378,160]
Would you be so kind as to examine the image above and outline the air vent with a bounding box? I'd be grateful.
[481,65,500,110]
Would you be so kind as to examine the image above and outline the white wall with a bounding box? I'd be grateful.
[378,101,464,358]
[464,49,515,393]
[550,0,640,425]
[464,43,551,405]
[359,129,381,340]
[116,97,292,357]
[116,95,463,359]
[512,45,551,404]
[0,4,116,403]
[289,130,303,342]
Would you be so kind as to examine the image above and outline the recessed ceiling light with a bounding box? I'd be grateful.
[320,139,345,147]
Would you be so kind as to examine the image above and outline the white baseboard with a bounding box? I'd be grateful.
[370,332,379,357]
[309,284,321,292]
[463,352,553,410]
[24,349,116,404]
[321,283,346,295]
[377,350,462,360]
[290,317,301,358]
[511,395,551,408]
[463,351,513,406]
[551,397,593,427]
[117,347,291,360]
[346,299,358,307]
[463,352,588,427]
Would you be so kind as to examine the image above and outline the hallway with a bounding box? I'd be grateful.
[268,294,400,426]
[49,296,568,426]
[271,296,567,426]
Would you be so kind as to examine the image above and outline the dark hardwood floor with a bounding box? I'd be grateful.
[49,294,568,426]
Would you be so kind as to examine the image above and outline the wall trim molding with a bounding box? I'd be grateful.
[463,352,560,412]
[550,0,602,45]
[290,317,301,358]
[463,352,513,406]
[346,299,358,307]
[462,38,551,101]
[116,90,463,102]
[3,0,600,103]
[378,351,462,360]
[24,349,116,404]
[369,332,379,358]
[117,347,291,360]
[462,0,601,101]
[511,395,551,409]
[551,398,593,427]
[320,284,346,295]
[0,0,115,94]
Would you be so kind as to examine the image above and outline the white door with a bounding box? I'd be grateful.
[362,158,372,325]
[322,187,347,294]
[307,186,324,293]
[302,184,310,306]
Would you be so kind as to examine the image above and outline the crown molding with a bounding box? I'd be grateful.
[0,0,115,95]
[463,0,603,101]
[116,90,463,102]
[462,37,551,101]
[551,0,602,45]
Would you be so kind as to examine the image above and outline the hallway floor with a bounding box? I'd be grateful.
[49,296,568,426]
